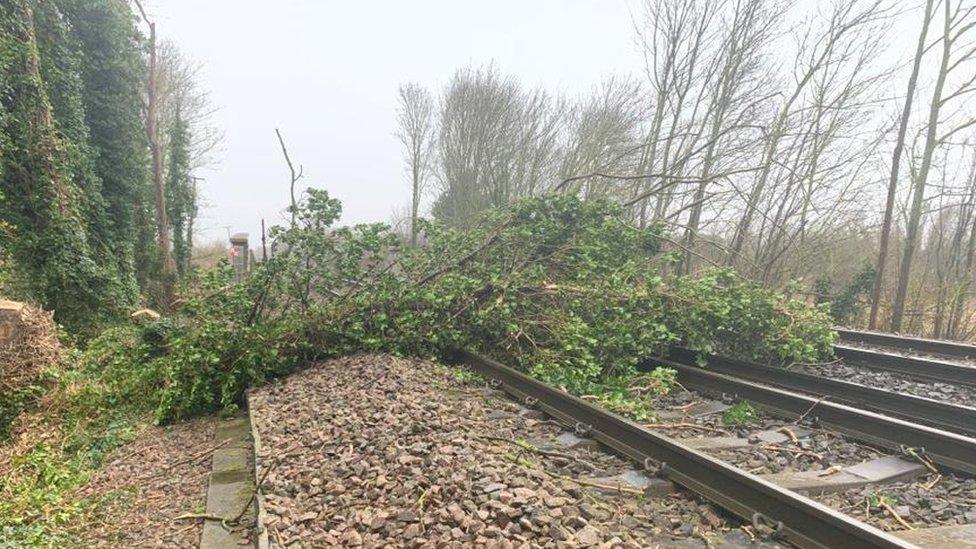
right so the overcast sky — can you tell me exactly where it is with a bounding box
[147,0,646,245]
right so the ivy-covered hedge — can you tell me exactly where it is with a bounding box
[85,191,835,422]
[1,0,150,333]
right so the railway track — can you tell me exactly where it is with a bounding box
[833,345,976,388]
[457,350,976,549]
[836,328,976,360]
[835,329,976,387]
[665,348,976,438]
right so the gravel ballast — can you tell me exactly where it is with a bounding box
[818,475,976,531]
[797,360,976,408]
[248,353,770,547]
[650,389,883,475]
[650,384,976,532]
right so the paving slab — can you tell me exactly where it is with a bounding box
[201,415,255,549]
[211,448,249,484]
[554,431,601,450]
[685,435,751,450]
[754,426,811,444]
[760,456,924,495]
[896,523,976,548]
[844,455,925,482]
[582,469,678,497]
[214,417,251,448]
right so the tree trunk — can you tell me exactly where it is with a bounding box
[868,0,933,329]
[890,0,952,332]
[411,159,420,247]
[144,21,175,304]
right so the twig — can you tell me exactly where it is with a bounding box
[480,435,599,471]
[793,395,828,424]
[166,439,231,471]
[275,128,302,225]
[673,401,701,412]
[903,446,939,474]
[818,465,844,477]
[549,472,644,496]
[175,458,278,531]
[643,422,726,434]
[170,523,197,538]
[778,427,799,444]
[174,513,226,522]
[499,443,642,497]
[762,444,823,460]
[229,459,277,524]
[922,474,942,490]
[173,513,233,532]
[879,500,915,530]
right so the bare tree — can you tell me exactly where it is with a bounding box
[275,128,302,226]
[679,0,786,274]
[868,0,936,329]
[395,0,976,340]
[154,41,222,276]
[751,3,890,284]
[727,0,887,267]
[558,77,644,201]
[891,0,976,331]
[632,0,722,227]
[433,64,564,226]
[157,41,223,172]
[396,83,436,246]
[132,0,175,303]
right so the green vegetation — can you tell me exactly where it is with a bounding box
[60,191,834,424]
[722,401,758,427]
[815,264,877,325]
[1,0,134,332]
[0,190,837,544]
[0,326,160,545]
[1,6,837,539]
[1,0,206,332]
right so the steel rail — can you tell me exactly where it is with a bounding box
[646,357,976,475]
[457,350,915,549]
[836,328,976,360]
[664,348,976,437]
[833,344,976,387]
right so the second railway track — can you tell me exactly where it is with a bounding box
[457,350,976,549]
[664,348,976,438]
[834,329,976,387]
[837,328,976,360]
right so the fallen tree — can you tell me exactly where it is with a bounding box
[143,191,835,421]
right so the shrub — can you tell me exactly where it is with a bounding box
[668,270,837,365]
